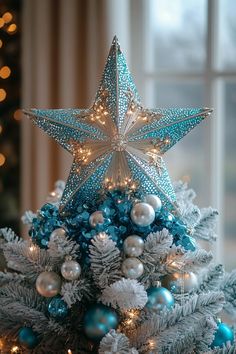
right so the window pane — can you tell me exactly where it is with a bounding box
[224,82,236,270]
[146,0,207,72]
[218,0,236,70]
[149,81,210,206]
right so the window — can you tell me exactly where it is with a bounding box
[132,0,236,270]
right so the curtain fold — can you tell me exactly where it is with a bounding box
[21,0,131,214]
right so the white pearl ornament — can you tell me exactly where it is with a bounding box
[131,202,155,227]
[61,260,81,281]
[123,235,144,257]
[36,271,62,298]
[50,228,66,241]
[121,257,144,279]
[89,211,105,228]
[144,194,162,213]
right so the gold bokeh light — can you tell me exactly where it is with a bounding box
[0,88,6,102]
[14,109,22,121]
[0,18,4,28]
[0,65,11,79]
[2,12,13,23]
[0,153,6,166]
[7,23,17,33]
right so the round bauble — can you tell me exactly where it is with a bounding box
[162,272,198,294]
[121,257,144,279]
[146,286,174,311]
[18,327,39,349]
[48,297,69,319]
[89,211,105,228]
[50,228,66,241]
[144,194,162,213]
[131,202,155,227]
[123,235,144,257]
[36,271,62,298]
[84,304,119,341]
[61,260,81,281]
[211,321,234,348]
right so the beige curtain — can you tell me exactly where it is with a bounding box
[21,0,131,213]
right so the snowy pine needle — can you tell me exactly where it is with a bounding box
[89,233,122,289]
[99,330,139,354]
[100,278,148,311]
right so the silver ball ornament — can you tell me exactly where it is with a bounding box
[121,257,144,279]
[144,194,162,213]
[61,260,81,281]
[162,272,198,294]
[123,235,144,257]
[50,228,66,241]
[89,211,105,228]
[130,202,155,227]
[36,271,62,298]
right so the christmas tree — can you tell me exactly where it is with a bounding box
[0,37,236,354]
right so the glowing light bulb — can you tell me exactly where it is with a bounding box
[11,346,20,353]
[148,338,157,350]
[68,350,72,354]
[97,232,107,240]
[0,18,4,28]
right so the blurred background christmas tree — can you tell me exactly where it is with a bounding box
[0,0,21,233]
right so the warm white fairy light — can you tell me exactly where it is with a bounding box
[11,346,20,353]
[0,338,4,350]
[148,338,157,350]
[97,232,107,241]
[29,244,37,252]
[67,350,72,354]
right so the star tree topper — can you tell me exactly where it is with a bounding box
[24,37,212,213]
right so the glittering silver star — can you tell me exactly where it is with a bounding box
[24,36,212,213]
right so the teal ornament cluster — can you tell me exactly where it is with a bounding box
[146,286,175,311]
[84,304,119,341]
[48,297,69,320]
[29,189,195,263]
[29,203,63,248]
[211,322,234,348]
[18,327,39,349]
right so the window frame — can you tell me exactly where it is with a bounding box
[131,0,236,264]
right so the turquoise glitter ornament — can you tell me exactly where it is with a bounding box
[48,297,69,319]
[18,327,39,349]
[146,286,174,312]
[24,36,212,213]
[211,321,234,348]
[84,303,119,341]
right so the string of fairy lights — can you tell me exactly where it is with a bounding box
[0,1,21,233]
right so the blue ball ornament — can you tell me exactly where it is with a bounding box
[18,327,39,349]
[211,321,234,348]
[84,304,119,341]
[48,296,69,319]
[146,287,175,312]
